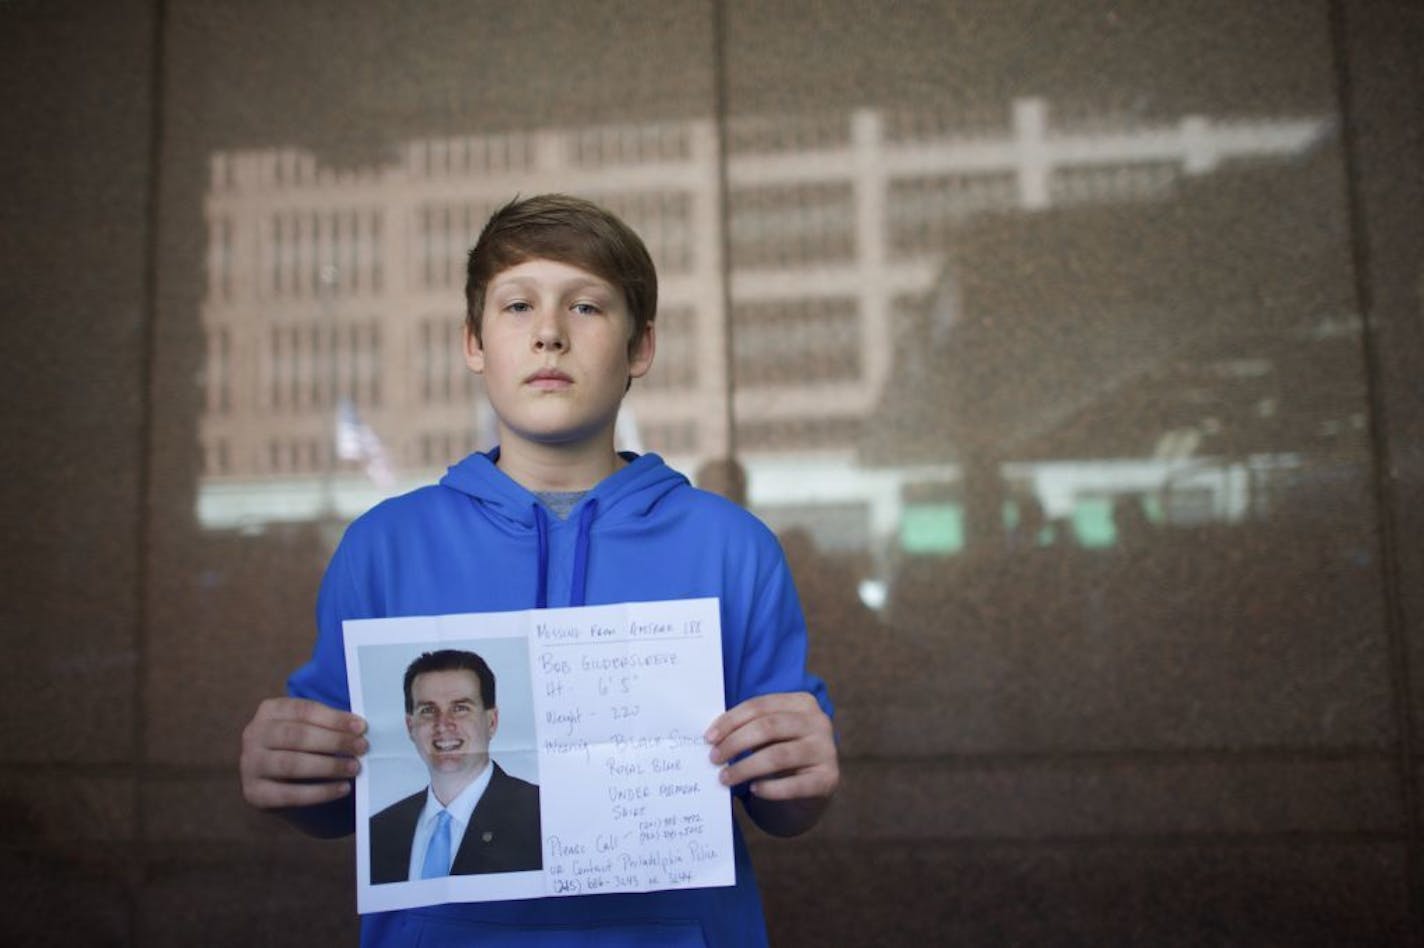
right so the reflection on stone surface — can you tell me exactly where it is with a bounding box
[193,98,1329,534]
[0,0,151,768]
[815,757,1401,840]
[141,853,357,946]
[7,0,1422,943]
[815,141,1389,759]
[145,521,330,766]
[752,839,1410,946]
[181,86,1392,942]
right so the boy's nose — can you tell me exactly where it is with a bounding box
[532,313,567,352]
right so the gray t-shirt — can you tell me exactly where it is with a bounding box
[534,490,588,521]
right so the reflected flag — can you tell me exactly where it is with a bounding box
[335,397,396,488]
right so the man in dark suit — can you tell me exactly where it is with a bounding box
[370,649,542,884]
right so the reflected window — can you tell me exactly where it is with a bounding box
[641,304,698,391]
[600,191,694,275]
[727,112,850,155]
[888,173,1017,254]
[733,297,861,387]
[729,183,855,268]
[417,201,497,291]
[571,122,691,167]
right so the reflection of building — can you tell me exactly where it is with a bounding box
[197,98,1328,529]
[867,140,1364,558]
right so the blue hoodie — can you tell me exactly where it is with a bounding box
[288,449,832,948]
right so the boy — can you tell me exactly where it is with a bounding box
[239,194,838,946]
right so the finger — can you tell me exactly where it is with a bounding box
[245,777,352,810]
[256,747,363,783]
[743,767,839,802]
[716,733,829,787]
[708,707,832,765]
[705,692,816,744]
[708,712,799,765]
[718,733,840,799]
[260,697,367,735]
[245,697,369,756]
[253,718,369,758]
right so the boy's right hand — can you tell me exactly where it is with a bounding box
[240,697,368,810]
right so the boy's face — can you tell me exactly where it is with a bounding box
[465,258,654,455]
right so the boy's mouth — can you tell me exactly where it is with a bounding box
[526,368,573,389]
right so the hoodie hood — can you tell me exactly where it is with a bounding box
[438,448,688,608]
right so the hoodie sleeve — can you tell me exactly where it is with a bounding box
[272,526,379,839]
[724,528,834,804]
[286,525,374,712]
[730,527,835,717]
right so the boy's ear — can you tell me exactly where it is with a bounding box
[463,324,485,374]
[628,323,655,380]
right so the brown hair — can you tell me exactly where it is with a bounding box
[464,194,657,353]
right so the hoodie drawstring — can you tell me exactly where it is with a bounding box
[569,498,597,608]
[534,504,550,609]
[532,498,598,609]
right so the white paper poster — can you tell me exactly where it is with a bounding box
[344,598,732,915]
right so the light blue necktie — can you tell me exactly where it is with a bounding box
[420,810,453,879]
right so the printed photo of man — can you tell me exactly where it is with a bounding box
[369,649,542,884]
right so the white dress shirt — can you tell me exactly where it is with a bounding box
[407,760,494,880]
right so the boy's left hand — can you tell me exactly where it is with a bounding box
[705,692,838,809]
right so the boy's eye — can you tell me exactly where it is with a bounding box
[572,302,601,316]
[506,301,532,313]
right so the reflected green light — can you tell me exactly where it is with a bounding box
[900,503,965,554]
[1071,497,1116,549]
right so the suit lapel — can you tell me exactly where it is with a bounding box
[373,790,426,884]
[452,763,508,873]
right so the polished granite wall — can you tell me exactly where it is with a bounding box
[2,1,1421,944]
